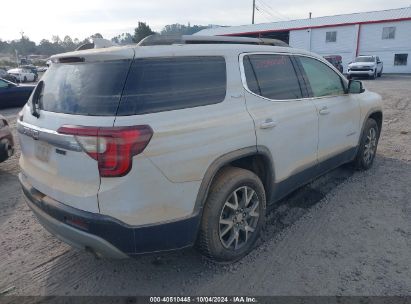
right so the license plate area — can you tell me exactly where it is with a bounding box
[35,141,52,163]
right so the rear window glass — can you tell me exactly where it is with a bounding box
[39,60,131,116]
[117,56,226,115]
[243,54,303,100]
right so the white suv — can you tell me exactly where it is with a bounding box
[18,36,383,262]
[347,55,383,80]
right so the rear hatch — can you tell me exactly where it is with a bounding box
[18,47,135,212]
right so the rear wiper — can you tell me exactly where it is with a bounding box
[31,80,44,118]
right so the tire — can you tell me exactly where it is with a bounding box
[23,76,27,83]
[0,138,13,163]
[347,75,352,80]
[378,69,383,77]
[371,71,377,80]
[353,119,380,170]
[196,167,266,262]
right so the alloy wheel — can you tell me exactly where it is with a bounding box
[363,127,377,165]
[219,186,260,250]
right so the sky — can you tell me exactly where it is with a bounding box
[1,0,410,43]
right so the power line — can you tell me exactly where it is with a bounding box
[255,4,284,22]
[258,0,290,19]
[256,0,291,21]
[255,6,276,23]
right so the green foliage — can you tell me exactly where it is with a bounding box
[132,22,156,43]
[111,33,133,45]
[161,23,208,36]
[0,60,18,68]
[90,33,103,39]
[0,22,211,57]
[0,35,93,57]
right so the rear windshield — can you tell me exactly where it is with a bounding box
[39,60,131,116]
[117,56,227,115]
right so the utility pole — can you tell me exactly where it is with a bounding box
[252,0,256,24]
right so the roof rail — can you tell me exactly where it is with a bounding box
[137,34,289,47]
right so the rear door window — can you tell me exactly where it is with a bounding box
[118,56,227,115]
[243,54,303,100]
[38,60,131,116]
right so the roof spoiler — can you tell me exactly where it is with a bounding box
[75,38,118,51]
[137,34,289,47]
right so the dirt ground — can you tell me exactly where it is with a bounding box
[0,75,410,296]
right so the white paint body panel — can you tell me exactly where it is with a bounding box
[18,43,383,227]
[98,155,201,226]
[244,96,319,181]
[18,106,116,213]
[312,95,361,160]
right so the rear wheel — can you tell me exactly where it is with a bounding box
[0,138,13,162]
[353,119,379,170]
[23,76,27,83]
[196,167,266,262]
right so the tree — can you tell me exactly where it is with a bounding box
[111,33,133,45]
[161,23,208,36]
[90,33,103,39]
[62,35,75,50]
[51,35,61,44]
[0,39,11,53]
[37,39,55,55]
[9,35,36,56]
[132,22,155,43]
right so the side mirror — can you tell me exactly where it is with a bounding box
[348,80,365,94]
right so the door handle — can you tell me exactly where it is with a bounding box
[260,119,277,129]
[319,106,330,115]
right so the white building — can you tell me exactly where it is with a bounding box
[197,7,411,73]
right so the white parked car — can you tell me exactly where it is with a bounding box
[36,66,48,72]
[17,36,383,261]
[347,55,383,79]
[7,68,36,83]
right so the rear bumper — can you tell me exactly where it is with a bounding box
[20,173,200,258]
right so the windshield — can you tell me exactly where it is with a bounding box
[355,56,374,63]
[37,60,131,116]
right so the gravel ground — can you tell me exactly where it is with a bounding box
[0,75,410,296]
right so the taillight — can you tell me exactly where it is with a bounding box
[57,125,153,177]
